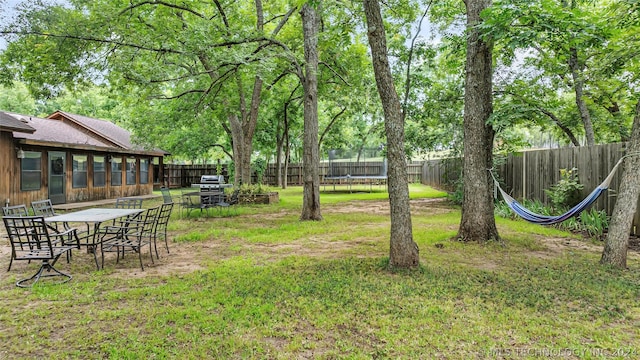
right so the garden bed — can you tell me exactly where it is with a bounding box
[237,192,279,205]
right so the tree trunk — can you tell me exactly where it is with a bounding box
[283,130,290,189]
[363,0,419,268]
[568,47,595,146]
[457,0,500,243]
[275,107,285,188]
[600,98,640,268]
[228,113,249,185]
[227,75,262,186]
[300,3,322,221]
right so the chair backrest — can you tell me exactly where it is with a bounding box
[2,216,56,258]
[156,202,173,229]
[141,206,161,233]
[115,198,144,209]
[31,199,57,217]
[160,187,173,204]
[2,204,29,217]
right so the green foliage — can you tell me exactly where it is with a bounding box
[227,162,236,184]
[251,158,267,185]
[544,168,584,209]
[237,183,271,195]
[447,177,464,205]
[563,209,609,240]
[0,82,37,114]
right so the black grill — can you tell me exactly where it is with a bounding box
[200,175,225,184]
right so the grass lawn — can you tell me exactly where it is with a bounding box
[0,184,638,359]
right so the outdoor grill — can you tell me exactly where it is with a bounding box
[191,175,232,205]
[196,175,226,189]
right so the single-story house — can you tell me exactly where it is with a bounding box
[0,110,168,206]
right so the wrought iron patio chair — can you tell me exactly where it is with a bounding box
[152,202,173,259]
[31,199,86,261]
[2,215,79,287]
[2,204,29,217]
[115,197,144,209]
[111,197,144,223]
[2,205,33,244]
[160,187,173,204]
[100,206,159,271]
[31,199,76,234]
[97,197,146,246]
[179,190,198,218]
[216,189,240,216]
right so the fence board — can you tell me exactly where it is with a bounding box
[421,143,639,236]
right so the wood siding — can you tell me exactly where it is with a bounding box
[2,143,159,207]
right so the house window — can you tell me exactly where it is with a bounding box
[126,158,137,185]
[111,157,122,186]
[93,156,106,187]
[20,151,42,191]
[72,155,88,188]
[140,158,149,184]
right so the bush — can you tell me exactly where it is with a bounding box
[578,209,609,240]
[235,183,271,195]
[544,168,584,209]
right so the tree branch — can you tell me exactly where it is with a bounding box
[319,106,347,147]
[0,30,184,54]
[147,89,206,100]
[319,61,350,86]
[118,1,207,19]
[403,1,433,117]
[207,143,233,159]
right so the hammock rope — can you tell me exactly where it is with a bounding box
[490,152,640,225]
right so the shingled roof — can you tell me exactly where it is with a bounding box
[5,110,166,155]
[0,112,36,134]
[48,110,133,149]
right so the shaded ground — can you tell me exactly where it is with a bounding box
[0,198,637,281]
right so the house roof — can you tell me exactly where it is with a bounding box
[48,110,132,149]
[0,112,36,134]
[49,111,168,155]
[5,110,166,156]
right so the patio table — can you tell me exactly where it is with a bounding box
[44,208,145,269]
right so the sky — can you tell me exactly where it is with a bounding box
[0,0,24,49]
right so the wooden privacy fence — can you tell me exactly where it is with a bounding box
[165,161,423,188]
[421,143,640,235]
[165,164,228,188]
[262,161,423,186]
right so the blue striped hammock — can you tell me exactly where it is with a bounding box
[493,156,628,225]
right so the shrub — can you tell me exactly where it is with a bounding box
[544,167,584,209]
[578,209,609,240]
[236,183,271,195]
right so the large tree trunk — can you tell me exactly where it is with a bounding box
[229,113,249,185]
[363,0,419,268]
[600,98,640,268]
[300,3,322,221]
[228,75,263,186]
[568,47,596,146]
[457,0,499,243]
